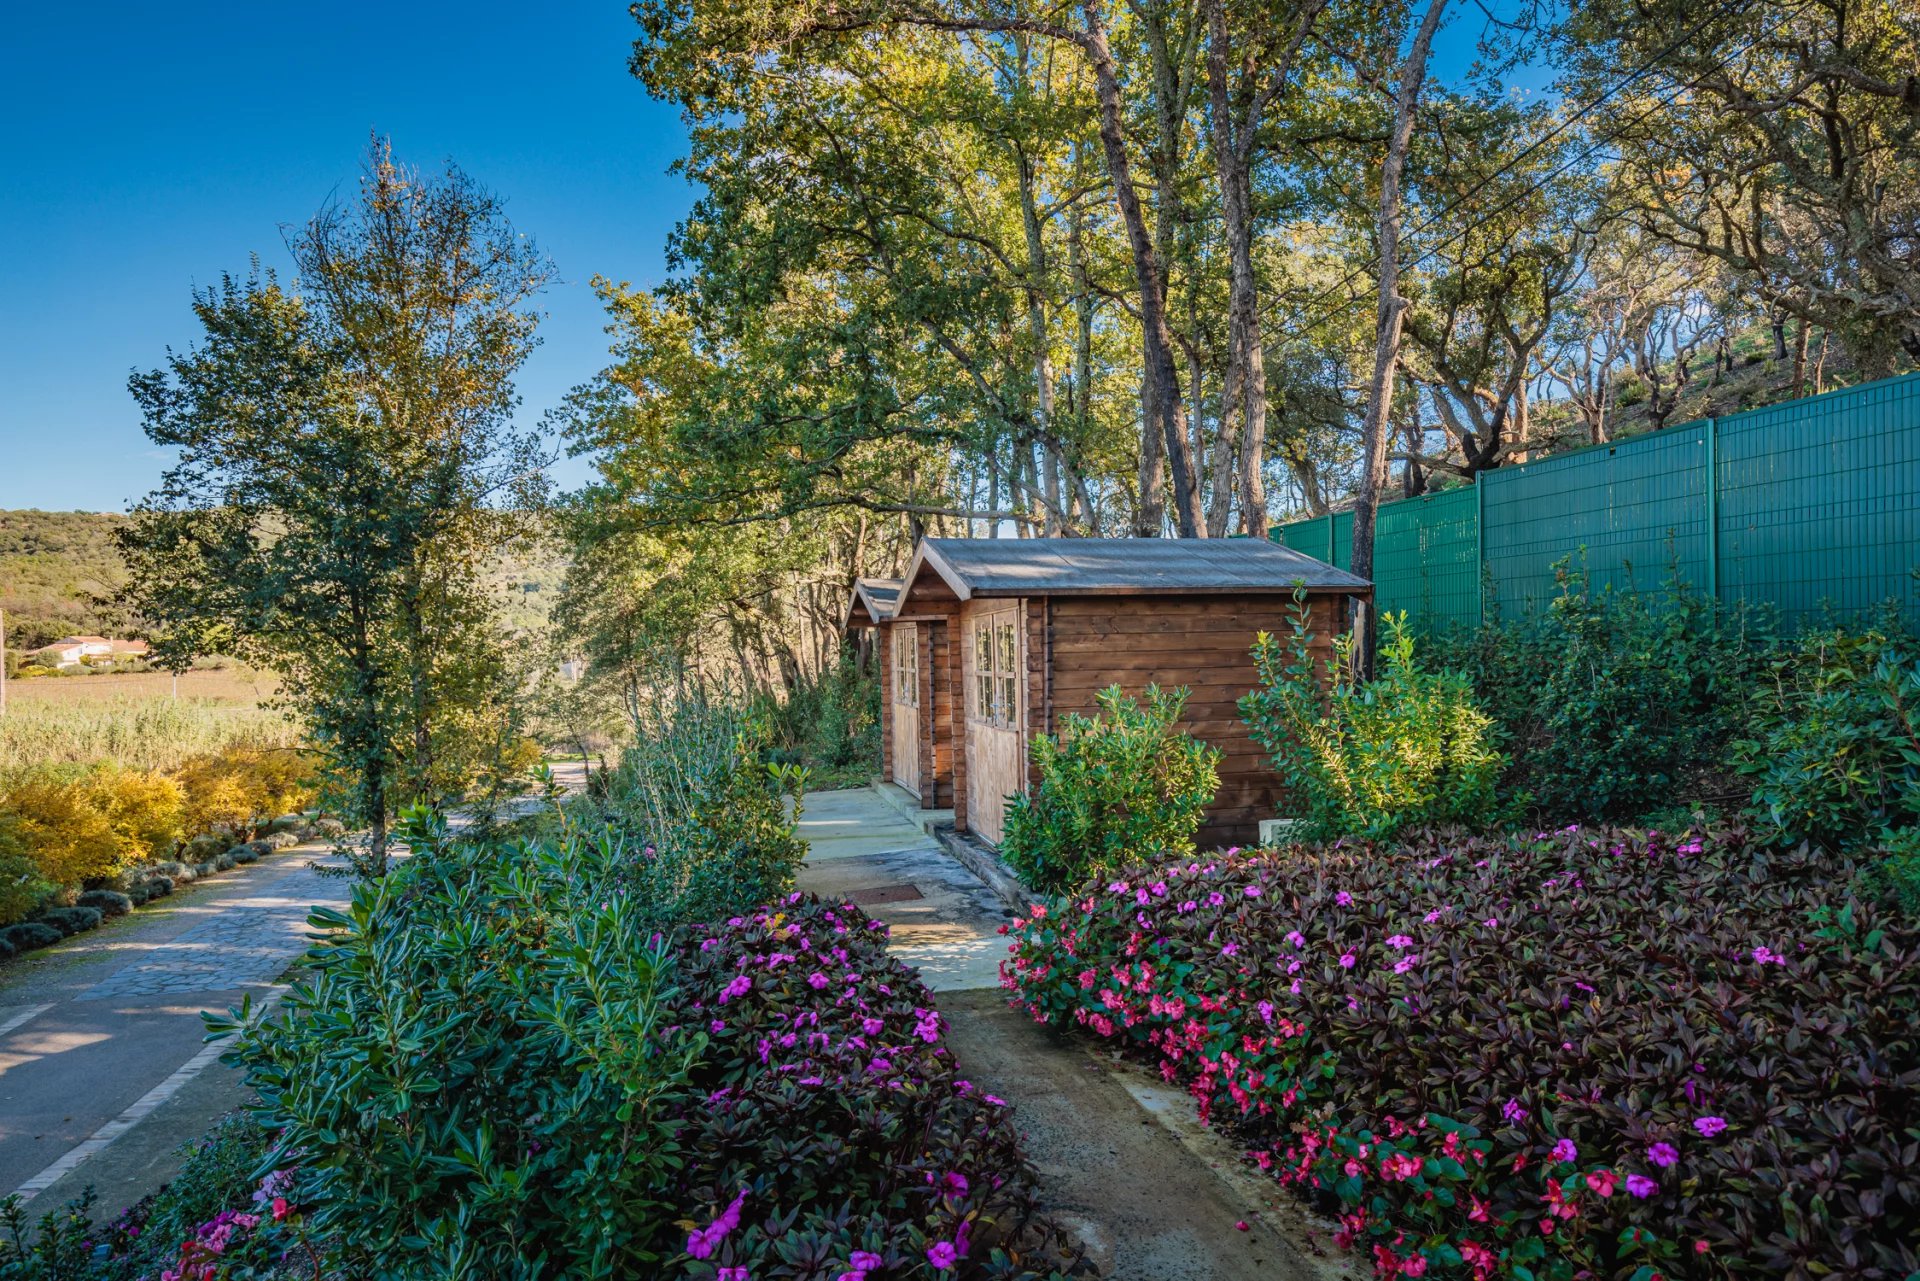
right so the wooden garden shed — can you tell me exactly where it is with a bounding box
[848,537,1371,850]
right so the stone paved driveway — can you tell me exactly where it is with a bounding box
[0,845,357,1200]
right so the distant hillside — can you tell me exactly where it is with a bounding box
[0,510,130,649]
[0,508,566,655]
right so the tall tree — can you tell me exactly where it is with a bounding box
[1350,0,1450,652]
[120,144,551,873]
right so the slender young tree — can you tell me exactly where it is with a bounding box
[120,142,552,874]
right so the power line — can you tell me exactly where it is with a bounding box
[1269,0,1784,336]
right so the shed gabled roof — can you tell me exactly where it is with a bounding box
[843,577,904,629]
[898,537,1369,607]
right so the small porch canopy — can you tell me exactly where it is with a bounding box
[844,577,903,629]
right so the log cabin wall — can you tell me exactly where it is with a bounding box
[1038,592,1348,850]
[915,619,955,809]
[877,619,895,786]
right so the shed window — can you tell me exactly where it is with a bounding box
[971,615,1018,727]
[893,628,918,705]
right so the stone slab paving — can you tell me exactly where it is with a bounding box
[73,857,350,1001]
[0,845,355,1197]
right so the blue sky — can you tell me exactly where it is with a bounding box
[0,3,690,511]
[0,4,1522,513]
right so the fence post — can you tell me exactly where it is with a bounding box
[1474,475,1487,624]
[1703,417,1719,602]
[1324,510,1335,565]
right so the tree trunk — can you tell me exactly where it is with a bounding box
[1083,0,1204,537]
[1351,0,1449,668]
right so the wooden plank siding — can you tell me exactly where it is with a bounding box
[1041,593,1346,849]
[877,620,895,786]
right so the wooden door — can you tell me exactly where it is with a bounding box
[965,604,1024,844]
[890,623,921,797]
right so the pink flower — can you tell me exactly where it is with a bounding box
[1646,1141,1679,1168]
[1386,934,1413,949]
[686,1188,747,1260]
[1285,930,1305,948]
[1393,954,1419,975]
[719,1269,750,1281]
[1625,1173,1658,1198]
[1339,952,1356,969]
[1501,1097,1528,1126]
[926,1239,959,1270]
[1244,885,1263,898]
[1550,1138,1578,1164]
[1335,891,1353,906]
[269,1197,290,1222]
[1693,1115,1727,1138]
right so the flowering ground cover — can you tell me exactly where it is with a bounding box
[1002,824,1920,1280]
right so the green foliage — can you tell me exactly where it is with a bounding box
[1734,620,1920,847]
[1443,564,1761,821]
[37,906,101,937]
[1002,685,1221,893]
[214,811,694,1277]
[0,818,51,929]
[120,142,552,872]
[1241,602,1505,840]
[0,510,129,650]
[757,646,881,789]
[598,696,809,928]
[1867,827,1920,917]
[77,889,132,917]
[0,922,60,954]
[0,1188,102,1280]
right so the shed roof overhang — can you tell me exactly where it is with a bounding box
[843,577,904,630]
[893,537,1371,614]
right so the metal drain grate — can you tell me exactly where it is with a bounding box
[847,883,924,906]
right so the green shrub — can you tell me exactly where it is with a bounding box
[599,697,808,928]
[1002,684,1221,893]
[757,647,881,788]
[1241,603,1505,839]
[77,889,133,918]
[0,817,51,928]
[1,921,61,953]
[214,811,696,1277]
[143,875,174,898]
[1865,827,1920,916]
[1439,564,1763,821]
[1733,621,1919,847]
[38,906,102,936]
[0,937,13,962]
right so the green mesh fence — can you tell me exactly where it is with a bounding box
[1272,371,1920,630]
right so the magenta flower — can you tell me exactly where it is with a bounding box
[1393,954,1419,975]
[1625,1173,1658,1198]
[686,1188,747,1259]
[1335,891,1353,906]
[1286,930,1305,948]
[1386,934,1413,949]
[1244,885,1263,898]
[719,1269,750,1281]
[1501,1097,1528,1125]
[1339,951,1356,969]
[1647,1141,1679,1168]
[926,1239,959,1269]
[1550,1138,1578,1163]
[1693,1115,1727,1138]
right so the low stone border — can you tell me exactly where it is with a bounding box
[932,822,1041,915]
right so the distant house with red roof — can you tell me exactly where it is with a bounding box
[26,636,149,669]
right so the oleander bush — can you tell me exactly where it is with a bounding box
[1002,684,1221,893]
[596,696,809,928]
[211,813,1080,1279]
[1241,606,1505,840]
[1002,824,1920,1280]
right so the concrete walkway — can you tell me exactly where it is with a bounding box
[0,764,585,1216]
[0,844,352,1211]
[795,787,1349,1281]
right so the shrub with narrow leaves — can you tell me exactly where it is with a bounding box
[1002,684,1220,893]
[1241,604,1505,839]
[1002,825,1920,1280]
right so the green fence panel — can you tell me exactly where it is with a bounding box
[1715,373,1920,627]
[1373,487,1480,626]
[1269,369,1920,633]
[1482,422,1712,617]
